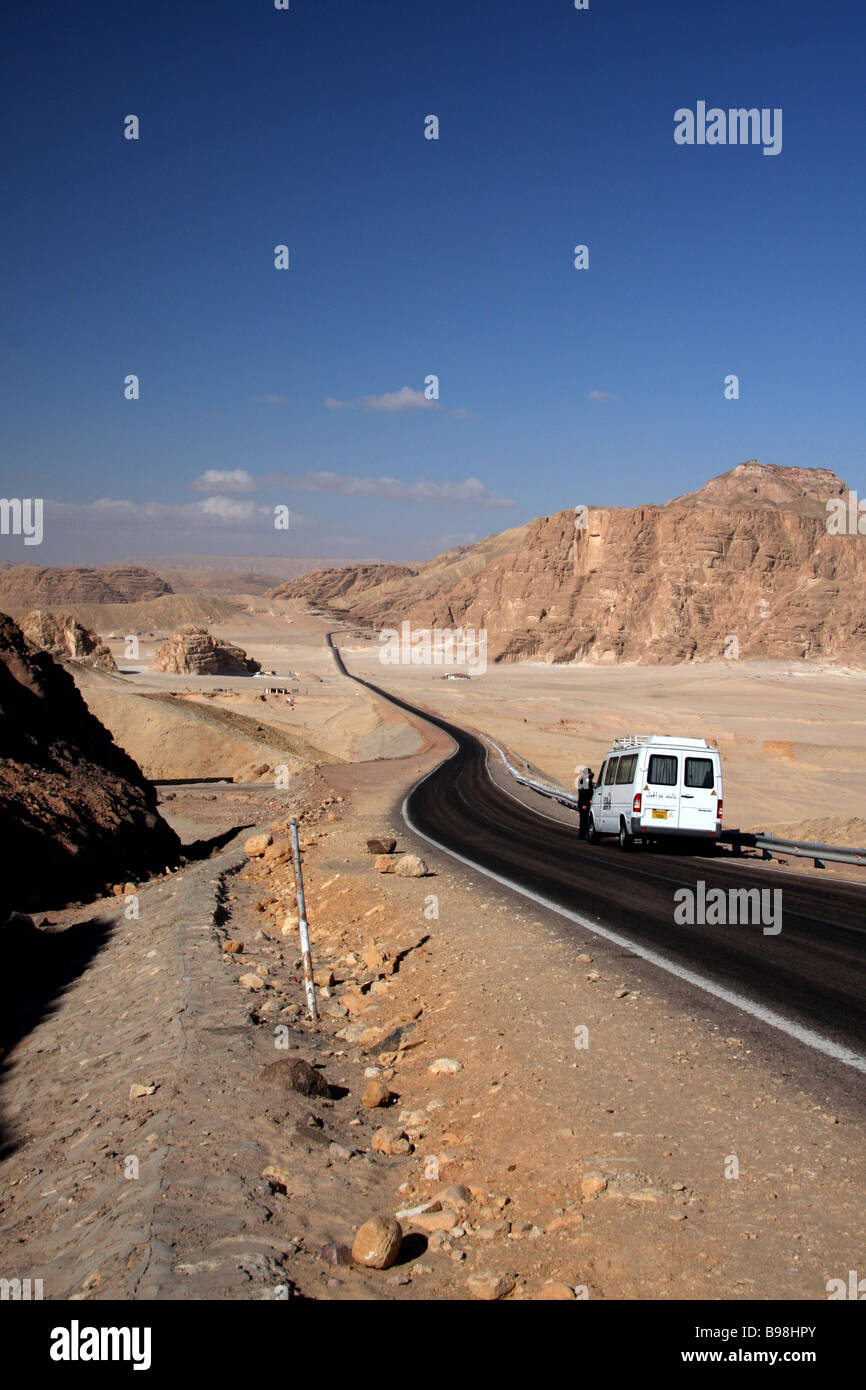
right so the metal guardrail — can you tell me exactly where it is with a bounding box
[482,736,866,870]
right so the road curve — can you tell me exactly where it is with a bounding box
[327,634,866,1072]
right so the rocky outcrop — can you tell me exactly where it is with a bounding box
[19,610,117,671]
[274,462,866,665]
[0,565,172,607]
[151,625,260,675]
[0,613,180,916]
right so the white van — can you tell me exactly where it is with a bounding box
[587,735,723,850]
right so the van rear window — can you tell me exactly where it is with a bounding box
[615,753,638,784]
[647,754,678,786]
[685,757,715,789]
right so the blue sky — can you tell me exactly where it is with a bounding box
[1,0,864,564]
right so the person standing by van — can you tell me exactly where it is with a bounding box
[577,767,594,840]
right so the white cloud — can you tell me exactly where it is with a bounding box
[587,389,618,402]
[267,471,514,508]
[251,394,286,405]
[198,495,259,522]
[358,386,434,412]
[192,469,257,494]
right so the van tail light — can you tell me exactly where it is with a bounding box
[717,798,723,821]
[633,793,642,814]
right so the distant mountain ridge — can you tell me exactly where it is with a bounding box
[275,462,866,665]
[0,565,172,607]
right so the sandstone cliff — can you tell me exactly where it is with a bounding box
[151,625,261,675]
[19,610,117,671]
[0,614,180,916]
[0,565,172,608]
[275,463,866,664]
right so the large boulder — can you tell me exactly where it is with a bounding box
[151,625,260,675]
[0,613,180,916]
[19,610,117,671]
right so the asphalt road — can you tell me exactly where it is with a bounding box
[329,634,866,1072]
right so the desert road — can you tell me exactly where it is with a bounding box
[327,633,866,1074]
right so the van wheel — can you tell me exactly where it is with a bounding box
[618,819,634,851]
[587,815,599,845]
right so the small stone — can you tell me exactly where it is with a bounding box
[375,855,396,874]
[394,854,429,878]
[260,1058,331,1098]
[362,1080,392,1110]
[221,939,243,953]
[614,987,629,998]
[467,1271,515,1301]
[429,1058,462,1076]
[329,1142,354,1162]
[371,1127,412,1156]
[439,1183,472,1210]
[313,968,335,988]
[367,837,397,855]
[410,1210,455,1233]
[238,972,266,990]
[244,833,273,857]
[320,1242,352,1266]
[352,1216,403,1269]
[533,1282,575,1301]
[128,1083,156,1100]
[262,1164,293,1194]
[580,1172,607,1198]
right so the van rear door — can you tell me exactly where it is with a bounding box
[679,752,720,833]
[644,749,680,828]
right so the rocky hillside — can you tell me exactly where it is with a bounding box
[151,625,261,675]
[276,462,866,664]
[19,610,117,671]
[0,564,172,609]
[0,614,180,916]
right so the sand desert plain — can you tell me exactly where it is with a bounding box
[2,569,866,1304]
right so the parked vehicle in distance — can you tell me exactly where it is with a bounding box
[587,735,723,850]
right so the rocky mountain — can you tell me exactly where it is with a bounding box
[151,625,261,675]
[0,565,172,609]
[0,614,180,916]
[275,462,866,664]
[19,610,117,671]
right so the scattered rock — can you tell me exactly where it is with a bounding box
[580,1171,608,1198]
[371,1128,412,1156]
[375,855,395,874]
[128,1083,156,1100]
[238,972,266,990]
[366,837,397,855]
[262,1164,293,1194]
[321,1243,353,1267]
[362,1080,392,1109]
[394,854,429,878]
[260,1058,331,1098]
[244,833,273,858]
[352,1216,403,1269]
[221,939,243,953]
[533,1282,575,1301]
[429,1058,462,1075]
[439,1183,473,1211]
[328,1142,354,1162]
[467,1271,515,1301]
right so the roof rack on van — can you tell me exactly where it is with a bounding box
[612,735,646,749]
